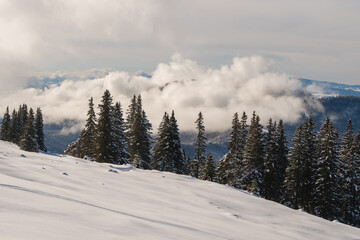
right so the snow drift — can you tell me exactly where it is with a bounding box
[0,140,358,240]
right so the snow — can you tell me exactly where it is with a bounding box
[0,141,359,240]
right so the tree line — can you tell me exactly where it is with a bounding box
[9,89,355,228]
[216,113,360,228]
[0,104,46,152]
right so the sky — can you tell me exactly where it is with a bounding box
[1,0,359,85]
[0,0,358,131]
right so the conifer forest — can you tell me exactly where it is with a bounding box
[1,89,359,229]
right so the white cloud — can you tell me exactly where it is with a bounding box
[0,55,323,133]
[1,0,360,85]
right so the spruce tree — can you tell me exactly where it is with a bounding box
[35,108,46,152]
[128,95,152,169]
[200,154,216,181]
[191,112,206,178]
[169,111,185,174]
[152,112,171,171]
[340,120,354,161]
[242,112,264,194]
[182,149,190,175]
[282,124,304,209]
[216,112,247,187]
[8,109,20,143]
[139,111,153,169]
[64,139,82,157]
[339,119,354,219]
[239,112,249,152]
[313,117,342,221]
[65,97,97,159]
[126,95,137,131]
[94,90,117,163]
[339,119,354,218]
[185,153,191,175]
[347,132,360,227]
[111,102,129,164]
[18,104,28,138]
[125,95,137,160]
[19,108,38,152]
[227,112,244,186]
[79,97,97,158]
[0,107,11,141]
[341,124,359,226]
[283,117,317,211]
[301,116,317,212]
[216,153,233,184]
[152,111,183,173]
[262,119,278,200]
[275,119,288,202]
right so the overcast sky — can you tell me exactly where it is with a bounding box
[0,0,359,131]
[1,0,359,86]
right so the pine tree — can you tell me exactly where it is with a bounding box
[313,117,342,221]
[242,112,264,194]
[200,154,216,181]
[340,120,354,161]
[78,97,97,158]
[139,111,152,169]
[169,111,185,174]
[181,149,190,175]
[184,152,191,175]
[191,112,206,178]
[126,95,137,131]
[35,108,46,152]
[239,112,249,153]
[0,107,11,141]
[301,116,317,212]
[216,112,247,187]
[283,117,317,211]
[152,112,171,171]
[341,122,359,226]
[282,124,304,209]
[111,102,129,164]
[8,109,20,143]
[64,97,97,159]
[64,139,82,157]
[94,90,117,163]
[128,95,152,169]
[125,95,137,161]
[347,132,360,227]
[339,119,354,221]
[19,108,38,152]
[18,104,28,138]
[275,119,288,202]
[262,119,278,200]
[152,111,183,173]
[216,153,233,184]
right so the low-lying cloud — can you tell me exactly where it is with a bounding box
[0,54,323,133]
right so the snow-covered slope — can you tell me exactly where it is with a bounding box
[0,141,359,240]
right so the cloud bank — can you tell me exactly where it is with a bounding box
[0,55,323,133]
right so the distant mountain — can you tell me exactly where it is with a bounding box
[26,70,150,89]
[44,121,81,154]
[299,78,360,97]
[26,69,113,89]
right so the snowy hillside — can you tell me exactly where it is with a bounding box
[0,141,359,240]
